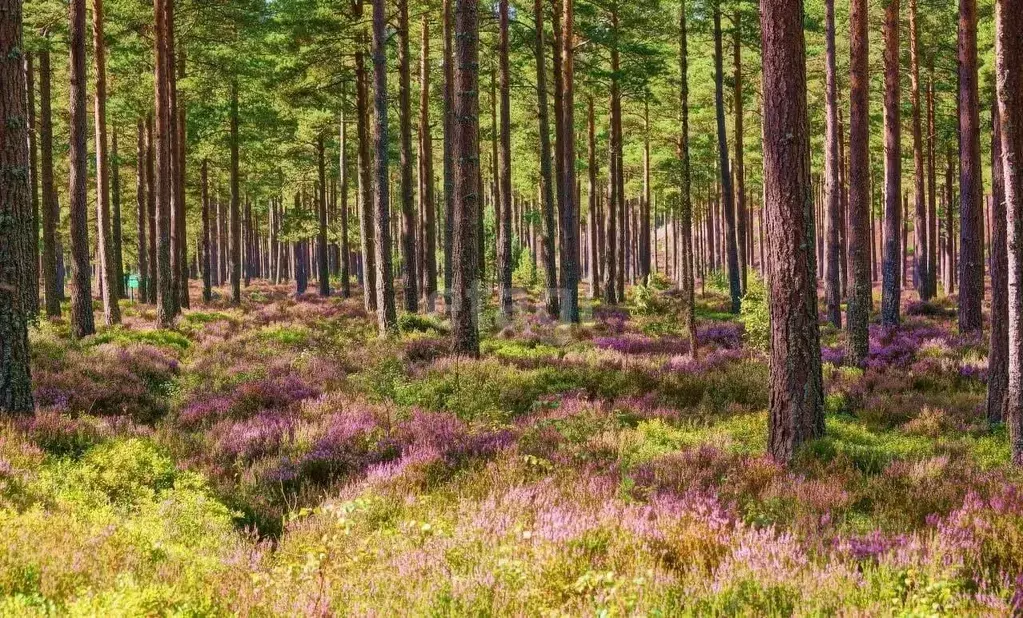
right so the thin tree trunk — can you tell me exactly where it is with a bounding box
[356,48,377,312]
[39,48,61,317]
[823,0,841,327]
[229,78,241,305]
[909,0,930,301]
[733,10,747,294]
[92,0,120,325]
[761,0,824,462]
[588,97,600,299]
[534,0,560,315]
[679,0,698,358]
[713,4,740,313]
[136,120,149,301]
[201,159,212,302]
[419,18,437,312]
[146,115,157,304]
[340,115,351,298]
[559,0,578,322]
[398,0,417,313]
[442,0,455,315]
[990,99,1008,424]
[69,0,96,337]
[497,0,513,318]
[880,0,901,327]
[317,134,330,296]
[846,0,871,365]
[23,51,39,316]
[372,0,397,334]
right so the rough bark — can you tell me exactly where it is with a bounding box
[957,0,984,336]
[69,0,96,337]
[823,0,842,327]
[880,0,901,327]
[442,0,455,314]
[760,0,824,462]
[451,0,481,356]
[846,0,871,364]
[997,0,1023,463]
[679,0,697,358]
[0,0,35,413]
[713,5,741,314]
[372,0,397,334]
[39,48,60,317]
[497,0,513,319]
[559,0,578,323]
[990,99,1008,425]
[398,0,417,313]
[733,10,747,293]
[92,0,120,325]
[587,97,600,299]
[356,48,377,312]
[23,51,39,316]
[419,18,437,312]
[909,0,930,301]
[534,0,560,315]
[111,129,124,299]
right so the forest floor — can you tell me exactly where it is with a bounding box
[3,275,1021,616]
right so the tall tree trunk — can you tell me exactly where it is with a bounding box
[23,51,39,316]
[957,0,984,336]
[880,0,901,327]
[823,0,841,327]
[497,0,513,319]
[39,48,61,317]
[640,101,652,284]
[846,0,871,364]
[229,78,241,305]
[69,0,96,337]
[559,0,578,322]
[534,0,560,315]
[175,40,188,309]
[340,114,352,298]
[945,152,956,294]
[146,116,157,303]
[356,48,377,312]
[713,4,741,314]
[419,18,437,312]
[317,133,330,296]
[136,120,149,301]
[909,0,930,301]
[606,2,622,304]
[733,10,747,294]
[201,159,212,302]
[153,0,175,323]
[587,97,600,299]
[92,0,120,325]
[111,129,124,299]
[372,0,397,334]
[989,99,1008,424]
[442,0,455,315]
[679,0,698,358]
[927,68,938,297]
[397,0,417,313]
[451,0,481,356]
[0,0,35,412]
[761,0,824,462]
[997,0,1023,463]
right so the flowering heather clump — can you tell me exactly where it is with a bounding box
[821,345,846,366]
[592,305,630,334]
[664,348,744,373]
[593,334,690,356]
[697,322,744,350]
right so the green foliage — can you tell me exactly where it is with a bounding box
[740,273,770,352]
[88,328,191,352]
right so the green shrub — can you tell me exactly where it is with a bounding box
[740,274,770,352]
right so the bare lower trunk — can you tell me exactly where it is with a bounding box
[957,0,984,336]
[846,0,871,364]
[69,0,96,337]
[761,0,823,462]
